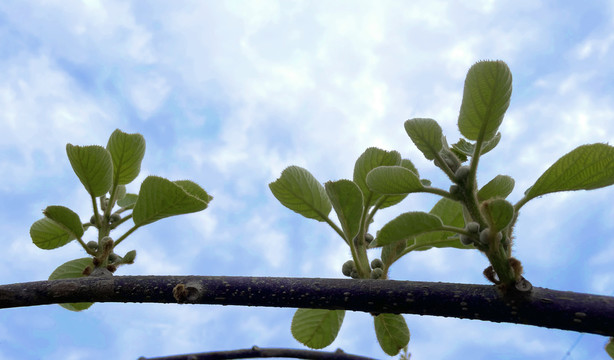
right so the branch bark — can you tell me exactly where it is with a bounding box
[138,346,378,360]
[1,275,612,336]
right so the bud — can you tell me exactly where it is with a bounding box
[342,260,355,277]
[123,250,137,264]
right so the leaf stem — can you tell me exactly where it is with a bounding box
[113,225,140,248]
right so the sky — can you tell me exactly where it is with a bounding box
[1,1,614,359]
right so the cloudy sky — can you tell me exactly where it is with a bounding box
[1,1,614,359]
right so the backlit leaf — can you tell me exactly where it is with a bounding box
[410,198,471,251]
[372,212,444,247]
[66,144,113,197]
[30,217,75,250]
[269,166,331,221]
[42,205,84,238]
[458,61,512,142]
[374,313,410,356]
[291,309,345,349]
[353,147,402,207]
[106,129,146,186]
[524,143,614,202]
[325,180,363,240]
[482,199,514,232]
[366,166,423,195]
[133,176,211,226]
[452,132,501,159]
[49,258,95,311]
[478,175,515,201]
[404,118,443,160]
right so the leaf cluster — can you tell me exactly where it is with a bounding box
[30,129,211,311]
[270,60,614,356]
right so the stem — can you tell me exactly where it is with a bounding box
[91,195,101,227]
[113,225,140,248]
[421,186,456,200]
[433,152,456,181]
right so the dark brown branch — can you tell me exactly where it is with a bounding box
[1,276,613,336]
[137,346,378,360]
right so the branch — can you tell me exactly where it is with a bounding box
[138,346,378,360]
[0,276,612,336]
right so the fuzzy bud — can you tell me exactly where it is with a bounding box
[370,258,384,269]
[342,260,356,277]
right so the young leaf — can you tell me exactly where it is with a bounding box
[269,166,332,221]
[401,158,419,178]
[66,144,113,197]
[49,258,95,311]
[353,147,402,207]
[478,175,515,201]
[404,118,443,160]
[452,133,501,159]
[325,180,363,240]
[291,309,345,349]
[372,212,445,247]
[374,313,410,356]
[117,193,138,209]
[458,61,512,143]
[106,129,146,186]
[133,176,211,226]
[409,198,471,251]
[524,143,614,202]
[42,205,84,238]
[366,166,423,195]
[482,199,514,232]
[30,217,75,249]
[381,240,408,267]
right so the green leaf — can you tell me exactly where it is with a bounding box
[133,176,211,226]
[30,217,75,249]
[116,185,127,201]
[106,129,146,186]
[458,61,512,142]
[291,309,345,349]
[353,147,402,207]
[325,180,363,240]
[410,198,471,251]
[117,193,138,209]
[66,144,113,197]
[174,180,213,203]
[49,258,95,311]
[404,118,443,160]
[374,313,410,356]
[42,205,84,238]
[606,337,614,358]
[478,175,515,201]
[381,240,408,268]
[269,166,332,221]
[401,158,419,178]
[452,132,501,159]
[524,143,614,202]
[482,199,514,232]
[372,212,445,247]
[366,166,423,195]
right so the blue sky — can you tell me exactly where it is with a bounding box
[1,1,614,359]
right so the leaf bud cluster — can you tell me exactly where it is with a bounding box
[370,268,384,279]
[460,222,480,245]
[454,166,471,183]
[370,258,384,269]
[342,260,356,277]
[478,228,502,246]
